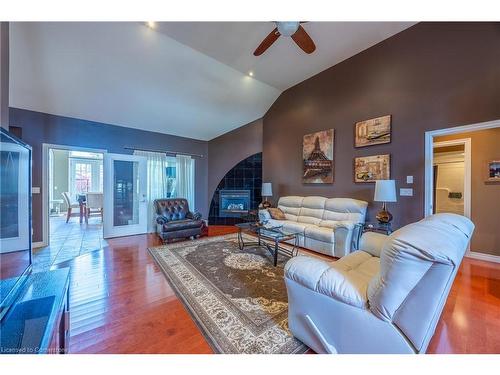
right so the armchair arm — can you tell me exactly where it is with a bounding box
[186,211,202,220]
[258,209,271,223]
[285,256,368,309]
[359,232,388,257]
[321,220,357,257]
[156,215,170,225]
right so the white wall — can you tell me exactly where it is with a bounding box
[0,22,9,129]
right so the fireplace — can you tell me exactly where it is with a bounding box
[219,190,250,217]
[208,153,262,225]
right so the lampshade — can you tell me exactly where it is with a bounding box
[262,182,273,197]
[374,180,397,202]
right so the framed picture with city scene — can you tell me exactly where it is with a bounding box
[302,129,334,184]
[354,115,391,148]
[354,154,391,183]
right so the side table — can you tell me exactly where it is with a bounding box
[364,222,393,235]
[353,222,394,250]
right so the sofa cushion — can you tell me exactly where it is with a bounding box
[282,221,315,235]
[277,196,304,221]
[322,198,368,223]
[162,219,204,232]
[297,196,326,225]
[305,226,335,243]
[285,255,332,291]
[285,252,380,309]
[333,251,380,280]
[268,207,286,220]
[316,252,380,308]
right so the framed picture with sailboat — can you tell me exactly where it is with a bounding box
[354,115,391,148]
[302,129,334,184]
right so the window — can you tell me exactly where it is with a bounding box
[68,151,104,199]
[74,162,92,193]
[165,157,176,197]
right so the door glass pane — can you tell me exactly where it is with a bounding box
[0,150,20,239]
[113,160,139,227]
[166,156,177,198]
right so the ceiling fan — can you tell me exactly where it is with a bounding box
[253,21,316,56]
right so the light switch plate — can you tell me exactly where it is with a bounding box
[400,188,413,197]
[32,187,40,194]
[406,176,414,184]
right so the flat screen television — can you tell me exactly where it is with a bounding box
[0,127,32,321]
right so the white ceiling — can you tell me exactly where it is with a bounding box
[155,22,416,90]
[9,22,415,140]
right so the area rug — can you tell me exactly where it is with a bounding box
[148,233,308,354]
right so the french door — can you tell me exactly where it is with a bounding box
[103,153,148,239]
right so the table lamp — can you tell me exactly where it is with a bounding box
[261,182,273,209]
[374,180,397,224]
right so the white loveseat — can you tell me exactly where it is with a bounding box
[284,213,474,353]
[260,196,368,257]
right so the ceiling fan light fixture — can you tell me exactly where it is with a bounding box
[276,22,300,37]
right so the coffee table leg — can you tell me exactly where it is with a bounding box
[237,229,244,250]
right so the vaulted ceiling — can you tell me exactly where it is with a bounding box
[9,22,415,140]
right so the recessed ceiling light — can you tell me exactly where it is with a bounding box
[248,71,254,77]
[146,21,156,29]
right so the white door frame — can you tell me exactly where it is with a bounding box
[40,143,107,248]
[432,138,471,219]
[424,118,500,263]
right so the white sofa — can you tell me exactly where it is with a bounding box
[260,196,368,257]
[284,213,474,354]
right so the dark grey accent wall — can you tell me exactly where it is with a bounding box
[9,108,208,242]
[207,118,263,206]
[263,22,500,237]
[208,152,262,225]
[0,22,9,129]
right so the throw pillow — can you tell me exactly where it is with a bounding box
[268,207,286,220]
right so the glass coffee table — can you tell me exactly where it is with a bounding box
[235,222,301,266]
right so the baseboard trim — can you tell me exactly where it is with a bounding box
[465,251,500,264]
[32,241,46,249]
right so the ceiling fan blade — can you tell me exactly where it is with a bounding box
[291,25,316,54]
[253,28,280,56]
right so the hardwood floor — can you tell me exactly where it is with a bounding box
[51,226,500,354]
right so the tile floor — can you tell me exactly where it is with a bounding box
[33,215,108,271]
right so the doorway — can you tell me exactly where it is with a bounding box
[425,119,500,262]
[39,146,150,268]
[432,139,470,217]
[40,144,107,268]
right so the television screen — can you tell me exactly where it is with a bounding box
[0,127,32,320]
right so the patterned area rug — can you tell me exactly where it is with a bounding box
[148,233,308,354]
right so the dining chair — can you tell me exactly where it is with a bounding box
[61,192,80,223]
[85,192,104,223]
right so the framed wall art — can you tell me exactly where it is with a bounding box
[354,154,391,183]
[486,160,500,182]
[303,129,334,184]
[355,115,391,148]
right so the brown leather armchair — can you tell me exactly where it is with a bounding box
[154,198,204,242]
